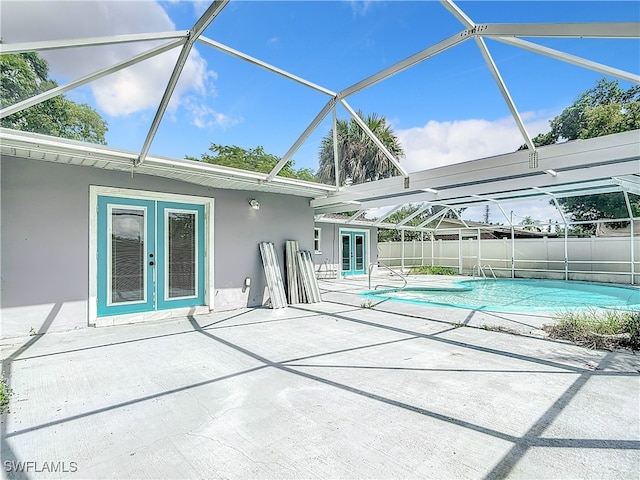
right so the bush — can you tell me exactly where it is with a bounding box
[544,309,640,351]
[408,265,456,276]
[0,378,12,413]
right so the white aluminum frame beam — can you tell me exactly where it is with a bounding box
[373,205,403,226]
[448,207,470,229]
[266,98,336,182]
[337,29,473,100]
[198,36,336,96]
[613,177,640,196]
[346,210,366,223]
[416,208,450,229]
[494,203,513,226]
[475,22,640,39]
[341,100,409,180]
[137,0,229,166]
[0,39,184,119]
[311,131,640,209]
[475,37,535,151]
[311,130,640,210]
[332,106,340,188]
[0,31,189,54]
[347,174,631,211]
[396,203,432,227]
[493,37,640,85]
[269,23,474,186]
[441,1,535,151]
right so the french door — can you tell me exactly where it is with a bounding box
[97,196,205,317]
[341,230,367,276]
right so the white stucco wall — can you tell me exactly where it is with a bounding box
[313,222,378,275]
[1,156,314,337]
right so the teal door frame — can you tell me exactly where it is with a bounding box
[97,196,156,316]
[156,201,205,310]
[340,229,367,276]
[97,195,205,317]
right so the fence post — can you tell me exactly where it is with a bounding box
[432,235,435,267]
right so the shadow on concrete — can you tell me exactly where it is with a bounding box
[2,302,62,479]
[3,305,639,478]
[184,311,640,475]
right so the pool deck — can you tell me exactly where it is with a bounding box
[1,275,639,479]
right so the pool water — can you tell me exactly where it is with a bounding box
[363,279,640,312]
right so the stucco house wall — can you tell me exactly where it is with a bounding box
[313,221,378,276]
[1,155,314,337]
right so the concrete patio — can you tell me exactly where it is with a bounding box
[1,281,639,479]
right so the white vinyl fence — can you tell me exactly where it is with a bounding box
[378,235,640,284]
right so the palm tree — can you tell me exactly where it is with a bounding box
[317,111,404,186]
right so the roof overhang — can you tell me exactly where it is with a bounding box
[0,128,336,198]
[311,130,640,215]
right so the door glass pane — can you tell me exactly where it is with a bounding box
[355,235,364,270]
[168,211,197,298]
[111,208,145,303]
[341,235,351,271]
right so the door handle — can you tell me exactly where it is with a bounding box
[149,261,155,266]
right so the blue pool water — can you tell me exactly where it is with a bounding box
[363,279,640,312]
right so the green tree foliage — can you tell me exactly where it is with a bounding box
[1,52,108,144]
[523,78,640,149]
[378,204,429,242]
[317,111,404,186]
[186,144,317,181]
[522,79,640,231]
[556,192,639,228]
[377,204,468,242]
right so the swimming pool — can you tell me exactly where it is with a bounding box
[363,279,640,312]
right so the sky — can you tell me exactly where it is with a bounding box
[2,0,639,224]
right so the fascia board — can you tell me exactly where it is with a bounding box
[0,128,334,196]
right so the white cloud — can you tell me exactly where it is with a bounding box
[183,99,242,129]
[0,0,220,119]
[348,0,374,16]
[383,113,561,223]
[396,113,552,173]
[268,36,280,47]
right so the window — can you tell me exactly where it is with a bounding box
[314,227,322,254]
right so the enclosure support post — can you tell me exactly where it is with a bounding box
[632,219,636,285]
[623,190,635,285]
[564,227,569,281]
[458,229,463,275]
[401,229,405,273]
[421,231,424,267]
[511,225,515,278]
[477,227,482,271]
